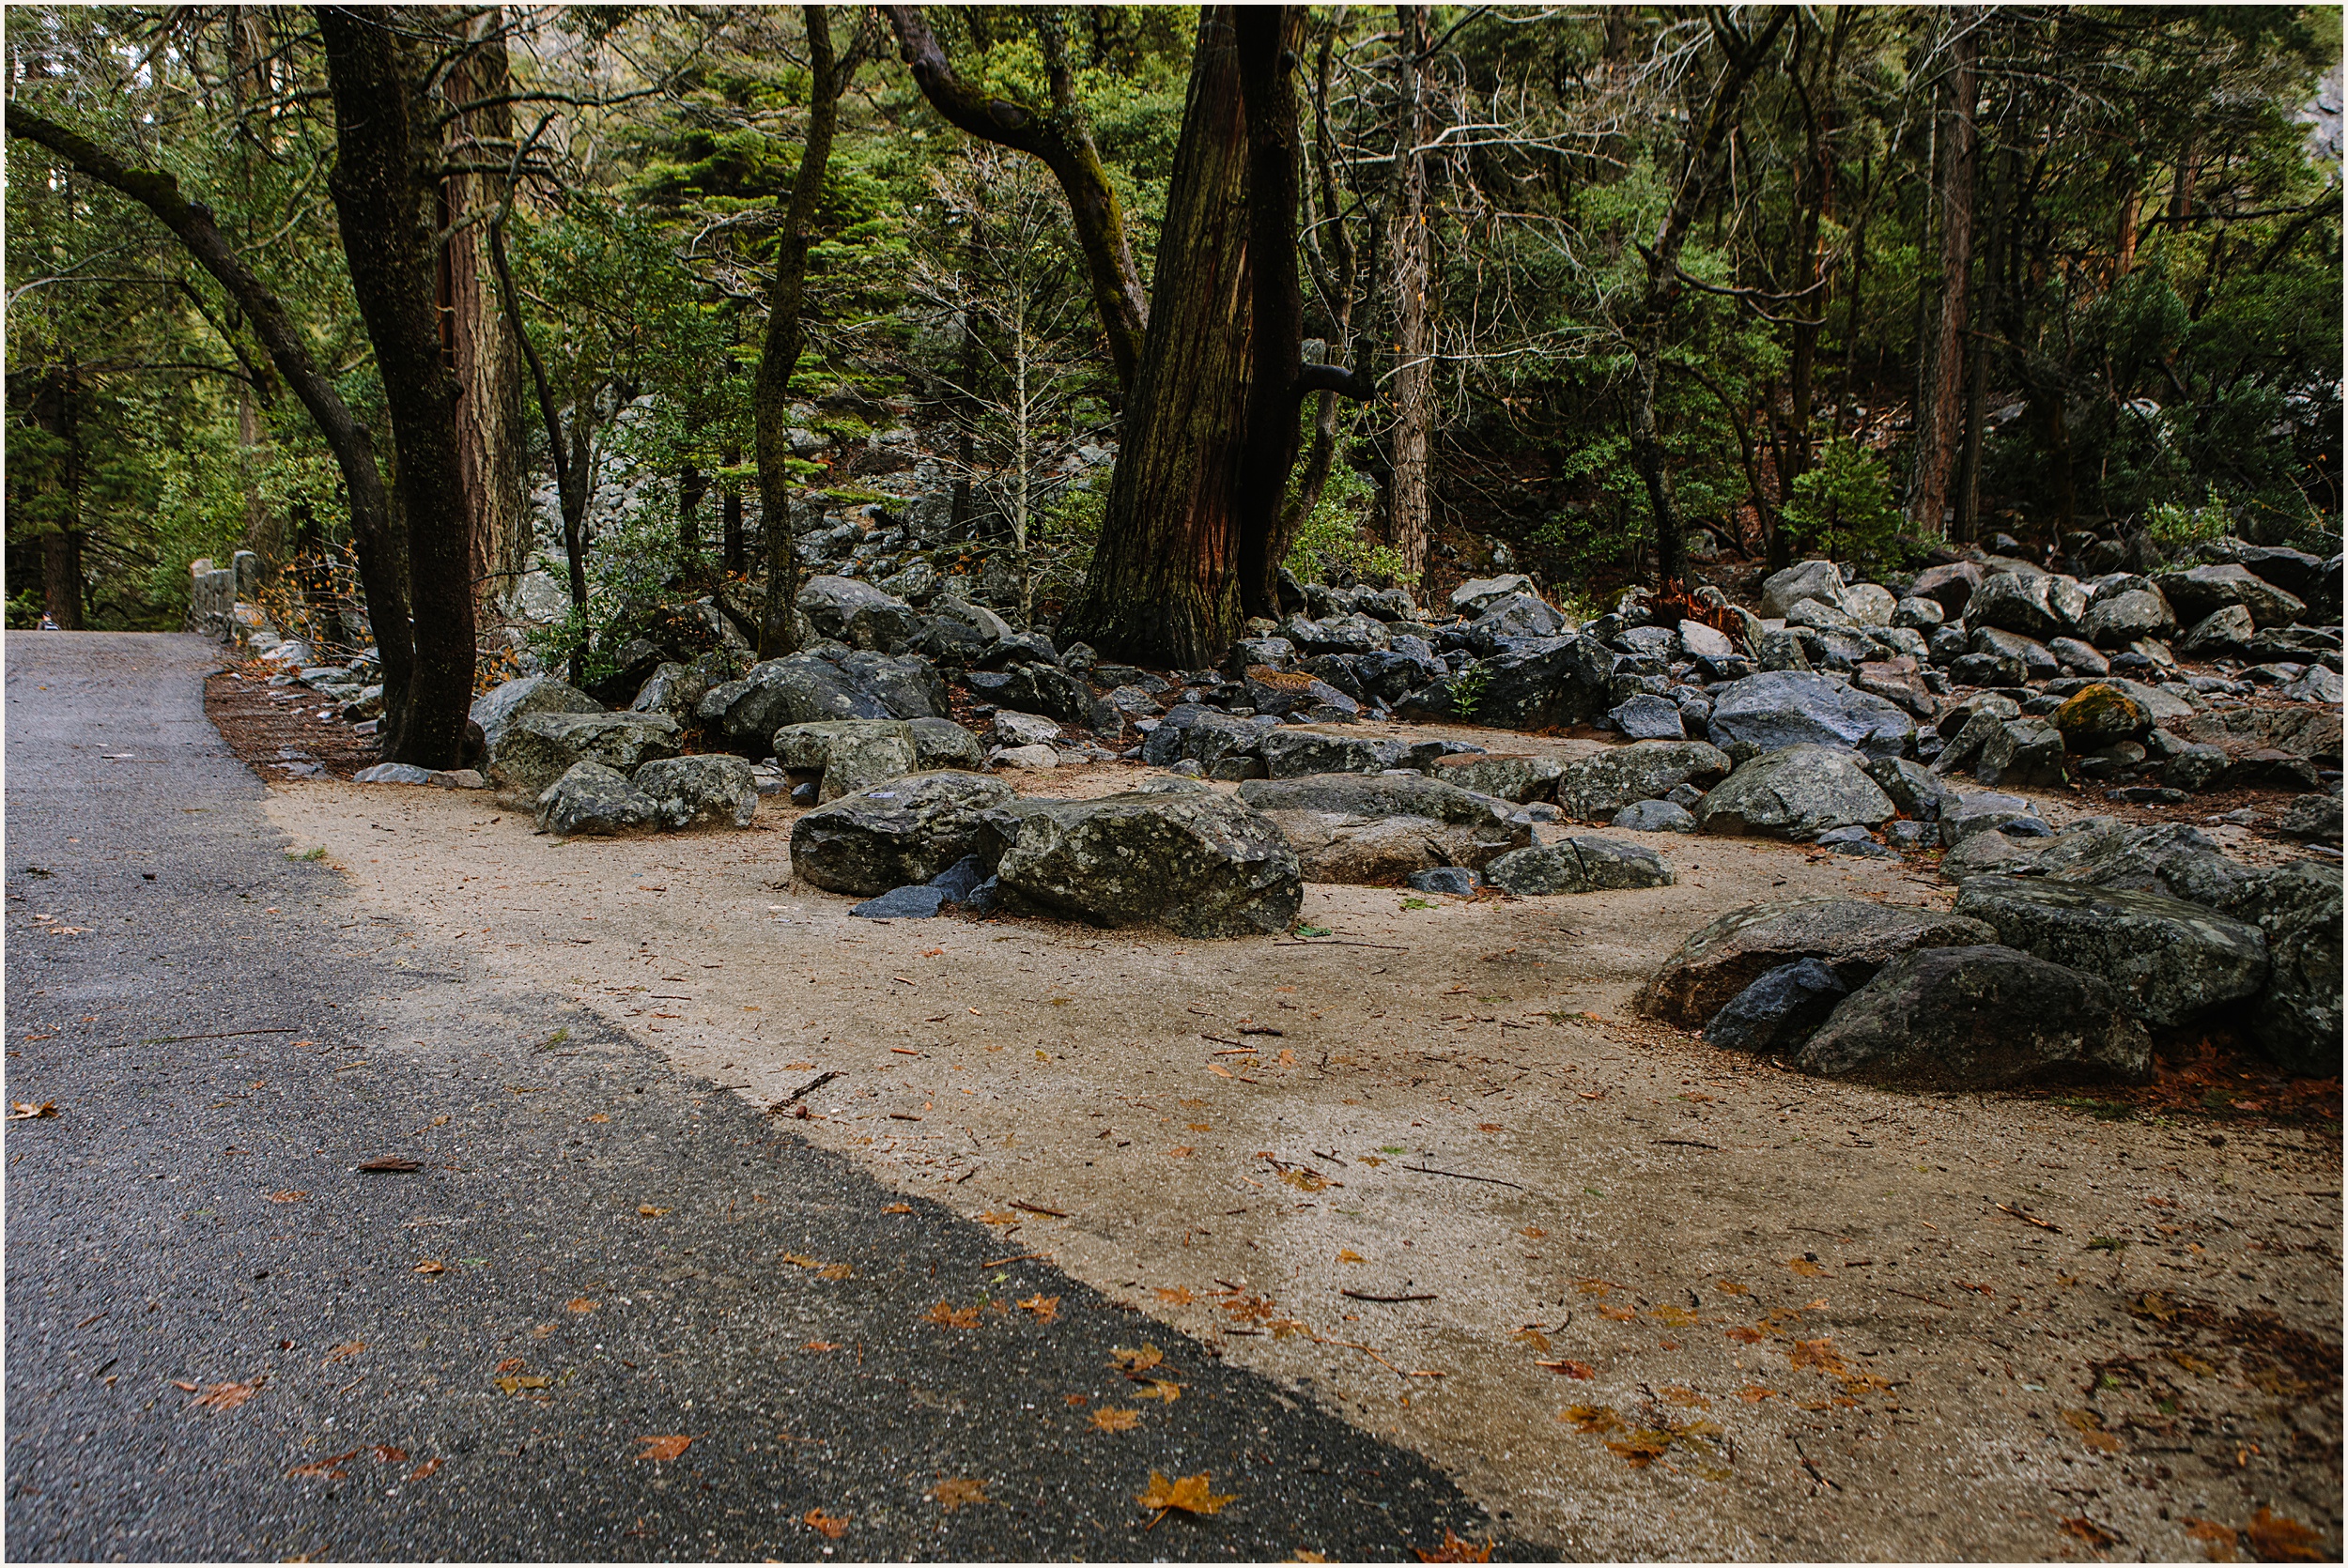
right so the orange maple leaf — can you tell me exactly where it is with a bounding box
[1017,1294,1060,1324]
[2244,1509,2323,1561]
[933,1477,990,1513]
[1415,1528,1495,1562]
[1136,1470,1234,1527]
[287,1449,358,1480]
[192,1379,262,1411]
[1091,1407,1141,1433]
[802,1508,849,1540]
[636,1435,690,1463]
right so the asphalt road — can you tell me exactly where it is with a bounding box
[4,632,1514,1562]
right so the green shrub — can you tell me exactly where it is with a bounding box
[1782,437,1902,560]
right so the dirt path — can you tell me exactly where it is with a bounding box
[261,761,2341,1561]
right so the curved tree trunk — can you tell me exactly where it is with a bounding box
[318,4,478,767]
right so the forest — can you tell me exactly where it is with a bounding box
[6,5,2340,765]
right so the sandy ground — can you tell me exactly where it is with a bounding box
[261,737,2342,1561]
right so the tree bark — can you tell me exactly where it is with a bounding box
[1278,17,1362,589]
[439,9,530,622]
[1232,7,1310,621]
[755,6,861,660]
[26,367,85,629]
[1628,8,1790,587]
[1784,8,1847,497]
[887,5,1148,392]
[318,4,478,767]
[1386,5,1433,588]
[487,207,593,683]
[1905,8,1980,540]
[4,100,417,746]
[1061,9,1255,667]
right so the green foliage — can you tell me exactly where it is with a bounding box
[1781,438,1903,560]
[1447,660,1492,719]
[2144,486,2234,547]
[1285,465,1408,586]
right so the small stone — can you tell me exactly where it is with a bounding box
[1612,799,1698,834]
[1405,867,1480,897]
[1609,693,1687,740]
[850,885,949,919]
[994,743,1059,770]
[353,762,435,786]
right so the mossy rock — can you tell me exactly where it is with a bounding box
[2051,683,2150,751]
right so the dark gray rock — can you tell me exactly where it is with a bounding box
[491,711,683,794]
[850,884,949,919]
[1239,773,1528,882]
[1460,638,1615,730]
[1694,745,1898,839]
[1426,752,1563,803]
[2218,862,2342,1075]
[1951,874,2269,1028]
[1609,693,1687,739]
[2047,637,2111,677]
[631,753,759,830]
[703,651,945,741]
[2161,742,2231,792]
[2273,793,2343,845]
[1448,574,1540,616]
[1974,716,2066,788]
[790,771,1018,896]
[1553,740,1734,819]
[1257,729,1409,779]
[1463,594,1566,650]
[1861,756,1956,822]
[2153,563,2307,629]
[1908,561,1985,615]
[1703,959,1847,1054]
[1939,830,2030,882]
[471,675,601,761]
[534,761,658,837]
[1236,771,1519,830]
[2081,587,2178,649]
[2177,604,2256,658]
[927,853,995,903]
[1612,798,1698,833]
[984,791,1302,938]
[1971,626,2061,681]
[1406,867,1480,897]
[1966,571,2088,641]
[1637,897,2001,1027]
[910,715,988,772]
[796,575,922,653]
[1483,836,1673,896]
[1794,945,2152,1087]
[1140,708,1269,774]
[1706,670,1915,761]
[965,662,1097,728]
[2008,820,2263,908]
[1759,560,1847,620]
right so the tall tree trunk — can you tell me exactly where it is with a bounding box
[1232,6,1310,621]
[887,5,1148,391]
[29,366,85,629]
[1279,16,1362,583]
[1954,137,2003,540]
[679,463,708,566]
[1061,9,1255,667]
[720,445,745,576]
[1629,8,1791,588]
[440,9,530,623]
[318,4,478,767]
[1905,8,1980,540]
[1386,4,1433,589]
[4,100,417,749]
[756,7,859,660]
[1784,8,1847,493]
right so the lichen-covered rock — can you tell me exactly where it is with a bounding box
[1952,874,2269,1029]
[1694,745,1897,840]
[703,651,944,741]
[1427,752,1564,803]
[1759,560,1848,620]
[1637,897,2000,1027]
[2153,563,2308,629]
[534,761,658,837]
[471,674,600,760]
[1974,716,2066,788]
[910,716,987,772]
[2218,862,2343,1076]
[1705,671,1915,761]
[983,791,1302,938]
[1794,945,2153,1087]
[796,575,921,653]
[1256,729,1410,778]
[2081,587,2177,648]
[2051,684,2151,751]
[1861,756,1956,822]
[2177,604,2256,658]
[1459,638,1616,730]
[1966,571,2089,641]
[1263,812,1522,884]
[1483,836,1673,896]
[631,753,759,830]
[2012,820,2263,908]
[1236,771,1518,829]
[1553,740,1733,819]
[1613,798,1698,833]
[491,711,682,794]
[790,771,1018,895]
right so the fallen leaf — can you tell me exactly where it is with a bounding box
[1187,1123,1211,1132]
[1661,1385,1711,1408]
[924,1301,981,1330]
[637,1205,669,1218]
[1279,1169,1328,1192]
[371,1445,407,1464]
[495,1357,527,1375]
[1091,1407,1141,1433]
[1511,1328,1551,1353]
[414,1260,446,1276]
[1647,1303,1696,1327]
[566,1299,597,1314]
[407,1456,441,1482]
[355,1156,419,1172]
[268,1191,307,1204]
[1715,1279,1748,1295]
[802,1508,849,1539]
[1136,1470,1234,1525]
[1111,1345,1164,1374]
[819,1263,853,1281]
[803,1342,842,1352]
[1788,1338,1848,1376]
[1475,1123,1504,1133]
[781,1253,823,1268]
[1167,1145,1194,1158]
[1724,1327,1766,1345]
[1296,1552,1329,1563]
[636,1435,691,1463]
[1338,1249,1367,1264]
[319,1342,365,1365]
[1018,1294,1060,1324]
[1573,1279,1614,1296]
[2244,1510,2323,1561]
[2059,1516,2118,1550]
[1155,1286,1196,1305]
[586,1114,609,1124]
[6,1099,58,1119]
[287,1449,358,1481]
[1519,1227,1545,1239]
[1605,1429,1675,1467]
[1786,1255,1827,1277]
[1560,1404,1621,1434]
[977,1211,1020,1226]
[1597,1304,1636,1322]
[171,1380,197,1392]
[2062,1408,2124,1453]
[2185,1518,2239,1561]
[494,1375,550,1394]
[933,1477,989,1512]
[1536,1360,1596,1380]
[1415,1529,1495,1562]
[192,1378,262,1411]
[883,1203,913,1214]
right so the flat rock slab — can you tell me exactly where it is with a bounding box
[985,791,1301,938]
[1261,810,1522,884]
[1483,836,1673,896]
[1951,875,2270,1029]
[1705,670,1915,761]
[1693,745,1897,840]
[1795,945,2154,1087]
[1638,897,2000,1028]
[790,771,1018,896]
[1552,741,1732,819]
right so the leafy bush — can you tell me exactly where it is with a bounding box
[1781,437,1902,561]
[1286,465,1408,586]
